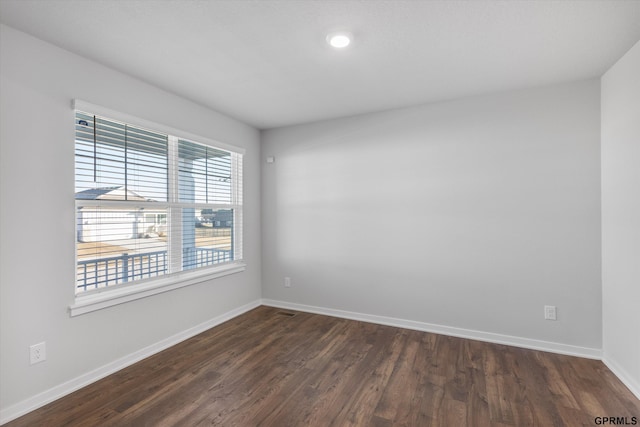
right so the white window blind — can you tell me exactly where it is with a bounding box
[75,109,243,294]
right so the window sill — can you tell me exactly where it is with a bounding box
[69,262,246,317]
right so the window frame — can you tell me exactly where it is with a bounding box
[69,100,245,317]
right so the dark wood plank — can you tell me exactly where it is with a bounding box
[6,306,639,426]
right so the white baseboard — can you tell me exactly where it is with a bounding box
[0,299,261,425]
[603,356,640,400]
[2,298,617,425]
[261,299,603,360]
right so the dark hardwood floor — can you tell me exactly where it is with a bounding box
[7,306,639,426]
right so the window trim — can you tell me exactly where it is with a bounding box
[70,99,245,316]
[69,262,246,316]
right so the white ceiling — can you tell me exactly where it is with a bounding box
[1,0,639,130]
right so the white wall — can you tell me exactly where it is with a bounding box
[0,24,261,416]
[601,40,640,398]
[262,79,602,353]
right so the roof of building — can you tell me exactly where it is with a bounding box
[75,186,152,201]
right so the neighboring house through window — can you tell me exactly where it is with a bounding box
[74,104,244,299]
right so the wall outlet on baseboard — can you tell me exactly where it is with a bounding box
[544,305,557,320]
[30,342,46,365]
[284,277,291,288]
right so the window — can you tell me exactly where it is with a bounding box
[74,106,243,300]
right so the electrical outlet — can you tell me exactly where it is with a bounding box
[544,305,557,321]
[30,342,46,365]
[284,277,291,288]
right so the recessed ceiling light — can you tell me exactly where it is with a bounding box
[326,32,352,49]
